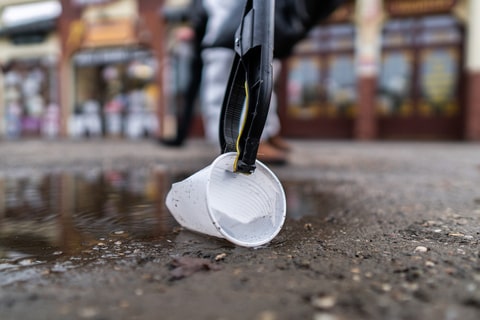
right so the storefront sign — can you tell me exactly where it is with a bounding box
[386,0,457,16]
[82,19,136,47]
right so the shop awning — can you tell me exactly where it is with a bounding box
[0,0,61,27]
[0,0,60,43]
[0,18,57,37]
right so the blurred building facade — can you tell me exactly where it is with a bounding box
[279,0,477,140]
[0,0,479,141]
[0,0,166,139]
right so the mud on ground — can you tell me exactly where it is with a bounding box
[1,140,480,320]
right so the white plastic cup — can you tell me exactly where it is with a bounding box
[165,152,286,247]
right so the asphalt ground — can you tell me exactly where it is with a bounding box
[1,138,480,320]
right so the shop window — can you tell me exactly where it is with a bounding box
[419,48,459,116]
[71,48,158,139]
[3,59,59,139]
[378,51,413,116]
[287,56,322,118]
[378,15,462,119]
[325,54,356,117]
[286,24,355,120]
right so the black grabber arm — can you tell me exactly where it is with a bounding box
[219,0,275,174]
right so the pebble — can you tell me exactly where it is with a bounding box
[215,253,227,261]
[448,233,465,237]
[382,284,392,292]
[313,313,338,320]
[414,246,428,253]
[425,261,435,267]
[304,223,313,231]
[350,267,361,274]
[18,259,35,266]
[78,307,98,319]
[311,295,337,310]
[256,310,276,320]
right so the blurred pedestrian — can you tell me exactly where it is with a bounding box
[165,0,345,163]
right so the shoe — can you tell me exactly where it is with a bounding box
[268,135,292,152]
[257,142,288,165]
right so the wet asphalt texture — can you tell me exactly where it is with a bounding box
[1,138,480,320]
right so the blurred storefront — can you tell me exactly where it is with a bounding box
[376,0,464,139]
[279,0,475,140]
[0,0,62,139]
[58,0,164,139]
[278,2,357,139]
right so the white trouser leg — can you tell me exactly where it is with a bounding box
[201,48,281,145]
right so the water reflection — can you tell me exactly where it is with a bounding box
[0,167,175,270]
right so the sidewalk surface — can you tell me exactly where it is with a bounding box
[1,138,480,320]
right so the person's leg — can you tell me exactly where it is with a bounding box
[261,60,291,152]
[200,47,234,145]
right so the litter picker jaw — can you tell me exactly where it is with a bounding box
[219,0,275,174]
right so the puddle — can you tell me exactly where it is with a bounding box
[0,169,334,278]
[0,168,175,275]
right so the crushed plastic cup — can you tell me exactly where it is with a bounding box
[165,152,286,247]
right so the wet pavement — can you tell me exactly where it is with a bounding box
[1,138,480,319]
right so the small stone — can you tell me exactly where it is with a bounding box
[18,259,34,266]
[311,295,337,310]
[119,300,130,308]
[78,307,98,319]
[256,310,276,320]
[304,223,313,231]
[449,233,465,237]
[414,246,428,253]
[402,282,419,291]
[382,283,392,292]
[215,253,227,261]
[313,312,338,320]
[425,261,435,267]
[350,267,361,274]
[113,230,125,235]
